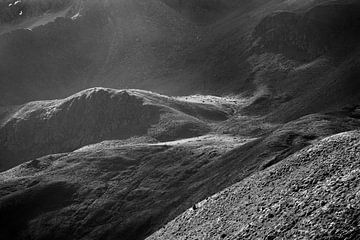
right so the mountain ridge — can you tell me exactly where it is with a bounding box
[0,1,360,239]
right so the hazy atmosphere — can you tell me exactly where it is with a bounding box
[0,0,360,239]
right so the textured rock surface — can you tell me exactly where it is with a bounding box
[148,131,360,240]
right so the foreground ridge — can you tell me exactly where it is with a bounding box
[148,131,360,240]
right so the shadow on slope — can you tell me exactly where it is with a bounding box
[0,181,78,239]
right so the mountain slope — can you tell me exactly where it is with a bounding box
[186,0,360,121]
[0,133,253,240]
[0,1,360,240]
[148,130,360,240]
[0,89,359,239]
[0,87,229,171]
[1,0,359,123]
[0,119,359,240]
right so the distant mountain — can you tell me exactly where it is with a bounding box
[0,0,200,106]
[194,0,360,121]
[1,0,359,121]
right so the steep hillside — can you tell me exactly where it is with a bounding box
[0,87,229,171]
[148,130,360,240]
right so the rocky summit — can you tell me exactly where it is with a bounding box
[0,0,359,240]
